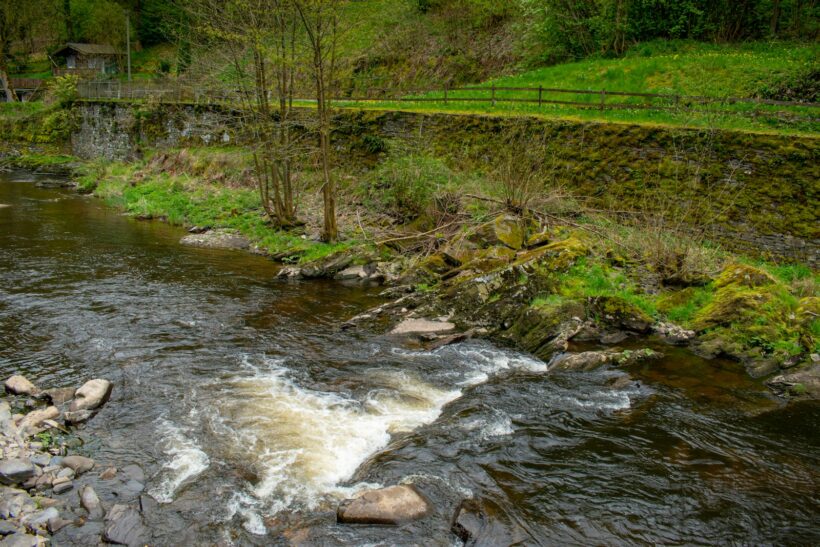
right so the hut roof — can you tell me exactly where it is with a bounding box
[53,43,119,57]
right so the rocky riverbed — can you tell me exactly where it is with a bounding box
[0,375,153,546]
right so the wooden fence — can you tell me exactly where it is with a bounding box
[76,80,820,117]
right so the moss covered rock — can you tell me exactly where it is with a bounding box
[715,263,777,289]
[467,214,527,250]
[588,295,654,333]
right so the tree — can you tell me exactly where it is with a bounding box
[293,0,345,242]
[190,0,304,227]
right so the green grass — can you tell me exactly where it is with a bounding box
[556,260,658,317]
[89,161,365,264]
[336,41,819,135]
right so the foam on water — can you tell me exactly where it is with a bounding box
[148,418,211,503]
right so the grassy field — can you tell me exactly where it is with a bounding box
[337,41,820,135]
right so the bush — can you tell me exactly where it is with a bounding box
[361,154,463,222]
[46,75,80,107]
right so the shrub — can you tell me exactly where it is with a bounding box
[45,75,80,107]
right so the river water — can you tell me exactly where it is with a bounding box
[1,170,818,546]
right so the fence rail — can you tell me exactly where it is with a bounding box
[76,80,820,117]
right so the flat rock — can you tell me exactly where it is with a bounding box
[69,379,112,412]
[4,376,38,396]
[179,229,249,250]
[61,456,94,475]
[52,478,73,494]
[0,460,35,486]
[337,484,430,525]
[391,318,456,336]
[103,504,149,547]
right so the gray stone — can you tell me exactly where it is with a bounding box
[99,466,117,480]
[79,485,105,520]
[61,456,94,475]
[0,533,45,547]
[391,318,456,335]
[550,348,661,372]
[4,376,38,396]
[56,467,74,480]
[767,364,820,399]
[0,460,35,486]
[20,507,59,531]
[29,455,49,467]
[63,410,94,425]
[69,379,112,412]
[103,504,149,547]
[47,517,72,534]
[337,484,430,525]
[51,478,73,494]
[0,521,21,536]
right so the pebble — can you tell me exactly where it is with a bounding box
[51,478,73,495]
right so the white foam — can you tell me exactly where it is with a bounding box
[462,410,514,439]
[148,418,210,503]
[553,390,633,412]
[210,357,461,525]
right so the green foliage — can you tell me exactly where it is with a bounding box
[359,153,465,222]
[557,260,657,317]
[46,76,80,107]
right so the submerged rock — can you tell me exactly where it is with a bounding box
[40,388,75,406]
[69,380,112,412]
[179,229,249,250]
[337,484,430,525]
[80,485,105,520]
[103,504,149,546]
[4,376,38,396]
[766,364,820,399]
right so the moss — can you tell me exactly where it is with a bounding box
[588,295,654,332]
[492,214,526,250]
[715,263,778,289]
[536,235,590,271]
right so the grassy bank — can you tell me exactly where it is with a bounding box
[68,145,818,378]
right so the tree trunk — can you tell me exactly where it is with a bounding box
[0,65,17,102]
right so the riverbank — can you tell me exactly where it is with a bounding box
[5,146,816,404]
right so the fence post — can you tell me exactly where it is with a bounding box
[492,84,496,106]
[538,85,543,107]
[600,89,606,111]
[444,85,448,105]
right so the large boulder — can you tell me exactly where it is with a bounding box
[69,379,112,412]
[468,215,527,250]
[0,460,36,486]
[103,504,149,546]
[337,484,430,525]
[4,376,38,396]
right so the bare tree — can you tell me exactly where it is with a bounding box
[293,0,345,242]
[190,0,303,227]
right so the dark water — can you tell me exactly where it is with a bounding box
[1,171,818,546]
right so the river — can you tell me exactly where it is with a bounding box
[1,170,818,545]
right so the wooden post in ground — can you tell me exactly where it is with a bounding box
[538,85,543,107]
[444,85,448,105]
[600,89,606,111]
[492,84,496,107]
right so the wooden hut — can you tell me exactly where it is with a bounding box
[52,43,119,77]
